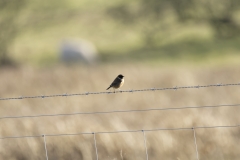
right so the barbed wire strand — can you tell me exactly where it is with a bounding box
[1,124,239,140]
[43,135,49,160]
[0,83,239,101]
[142,130,149,160]
[93,133,99,160]
[192,128,199,160]
[1,103,240,120]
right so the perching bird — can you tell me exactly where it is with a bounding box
[106,74,124,91]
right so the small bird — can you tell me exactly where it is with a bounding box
[106,74,124,92]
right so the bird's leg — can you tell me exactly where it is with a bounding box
[112,88,115,93]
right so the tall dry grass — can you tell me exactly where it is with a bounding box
[0,64,240,160]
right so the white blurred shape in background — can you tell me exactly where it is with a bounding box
[60,38,98,64]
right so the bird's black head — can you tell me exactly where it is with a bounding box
[118,74,124,79]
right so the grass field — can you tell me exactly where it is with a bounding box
[0,64,240,159]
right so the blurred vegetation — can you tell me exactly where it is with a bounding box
[0,0,70,66]
[108,0,240,44]
[0,0,26,65]
[0,0,240,66]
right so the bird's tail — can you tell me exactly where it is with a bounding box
[106,86,111,90]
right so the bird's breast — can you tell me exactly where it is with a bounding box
[120,78,124,87]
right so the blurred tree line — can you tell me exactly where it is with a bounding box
[107,0,240,45]
[0,0,240,65]
[0,0,26,65]
[0,0,69,66]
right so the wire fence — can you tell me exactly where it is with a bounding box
[1,125,239,159]
[1,82,240,159]
[1,124,240,140]
[1,103,240,120]
[0,82,239,101]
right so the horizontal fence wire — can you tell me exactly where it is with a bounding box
[1,124,239,140]
[0,83,239,101]
[1,103,240,120]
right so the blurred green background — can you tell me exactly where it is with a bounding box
[1,0,240,66]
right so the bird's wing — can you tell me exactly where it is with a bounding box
[110,77,121,86]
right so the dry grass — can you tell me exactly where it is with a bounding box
[0,64,240,160]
